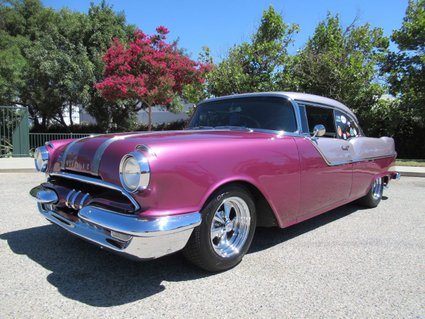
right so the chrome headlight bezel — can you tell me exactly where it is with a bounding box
[34,146,49,172]
[119,151,150,193]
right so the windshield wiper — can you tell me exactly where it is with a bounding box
[215,126,253,132]
[188,125,253,132]
[187,126,214,130]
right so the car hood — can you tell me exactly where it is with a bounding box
[54,129,274,178]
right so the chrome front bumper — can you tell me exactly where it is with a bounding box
[32,188,201,260]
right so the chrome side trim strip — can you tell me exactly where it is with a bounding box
[305,137,396,166]
[50,172,140,211]
[306,137,333,166]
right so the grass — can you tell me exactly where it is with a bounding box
[396,159,425,167]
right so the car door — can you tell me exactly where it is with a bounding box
[296,104,354,220]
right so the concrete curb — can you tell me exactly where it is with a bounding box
[0,158,35,173]
[395,166,425,178]
[0,168,36,173]
[397,171,425,178]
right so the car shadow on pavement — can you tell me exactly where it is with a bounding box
[0,225,210,307]
[1,202,366,307]
[249,202,367,253]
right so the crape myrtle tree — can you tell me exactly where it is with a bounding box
[95,26,210,131]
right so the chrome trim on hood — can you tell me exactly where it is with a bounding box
[90,134,134,176]
[60,136,92,170]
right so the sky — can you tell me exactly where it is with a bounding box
[42,0,409,60]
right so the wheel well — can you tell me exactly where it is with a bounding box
[204,181,278,228]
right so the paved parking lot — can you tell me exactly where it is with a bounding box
[0,173,424,318]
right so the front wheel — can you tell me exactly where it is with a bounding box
[358,176,383,208]
[183,185,256,272]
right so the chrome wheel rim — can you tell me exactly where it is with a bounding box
[372,177,383,200]
[210,196,251,258]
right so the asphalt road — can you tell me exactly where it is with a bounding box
[0,173,424,318]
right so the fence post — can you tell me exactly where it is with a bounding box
[12,107,30,157]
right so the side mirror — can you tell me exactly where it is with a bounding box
[312,124,326,138]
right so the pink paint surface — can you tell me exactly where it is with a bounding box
[47,130,396,228]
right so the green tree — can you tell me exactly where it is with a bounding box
[1,0,56,126]
[82,1,135,130]
[0,0,133,130]
[383,0,424,118]
[287,14,389,122]
[380,0,425,158]
[0,31,27,104]
[207,6,299,96]
[23,20,95,127]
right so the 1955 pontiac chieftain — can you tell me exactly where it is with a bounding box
[31,92,400,271]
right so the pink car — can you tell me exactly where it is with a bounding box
[31,92,400,271]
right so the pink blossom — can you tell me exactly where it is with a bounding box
[95,27,211,105]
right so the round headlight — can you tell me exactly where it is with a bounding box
[34,146,49,172]
[119,152,150,193]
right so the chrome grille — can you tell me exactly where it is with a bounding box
[49,171,140,213]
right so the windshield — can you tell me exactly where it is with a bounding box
[188,96,297,132]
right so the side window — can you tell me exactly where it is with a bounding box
[334,110,360,140]
[305,105,336,138]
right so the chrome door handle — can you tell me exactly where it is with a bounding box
[341,145,350,151]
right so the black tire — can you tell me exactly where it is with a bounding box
[358,176,383,208]
[183,185,256,272]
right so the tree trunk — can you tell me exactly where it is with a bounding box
[29,107,40,129]
[69,103,74,126]
[41,116,47,130]
[148,104,152,131]
[58,112,67,128]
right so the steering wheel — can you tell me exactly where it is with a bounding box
[236,114,261,128]
[264,118,286,131]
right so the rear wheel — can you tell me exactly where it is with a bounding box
[184,185,256,272]
[358,176,383,208]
